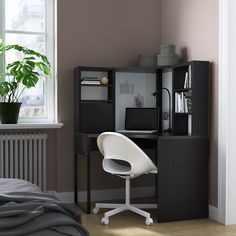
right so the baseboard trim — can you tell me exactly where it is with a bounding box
[49,192,220,221]
[209,205,220,222]
[50,186,156,203]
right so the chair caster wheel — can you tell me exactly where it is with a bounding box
[145,217,153,226]
[101,217,109,225]
[92,207,99,214]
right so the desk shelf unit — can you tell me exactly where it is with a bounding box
[75,61,209,135]
[74,61,210,222]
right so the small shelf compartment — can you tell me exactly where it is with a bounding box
[173,64,191,90]
[75,66,115,133]
[81,86,109,101]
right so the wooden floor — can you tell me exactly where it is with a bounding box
[81,211,236,236]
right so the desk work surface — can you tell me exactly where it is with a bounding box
[76,131,206,140]
[75,131,208,158]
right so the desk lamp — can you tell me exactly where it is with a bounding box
[152,88,172,134]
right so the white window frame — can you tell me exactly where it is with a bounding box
[0,0,4,83]
[218,0,236,225]
[0,0,56,123]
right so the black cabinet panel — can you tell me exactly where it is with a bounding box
[81,103,113,131]
[173,115,188,135]
[157,137,209,222]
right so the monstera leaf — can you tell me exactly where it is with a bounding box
[0,38,51,103]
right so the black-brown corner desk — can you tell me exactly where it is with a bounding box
[74,132,208,223]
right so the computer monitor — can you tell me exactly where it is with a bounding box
[125,107,159,131]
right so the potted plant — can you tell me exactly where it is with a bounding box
[0,38,51,124]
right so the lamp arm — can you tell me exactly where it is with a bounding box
[152,88,172,133]
[161,88,171,117]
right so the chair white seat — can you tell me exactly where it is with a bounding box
[93,132,158,225]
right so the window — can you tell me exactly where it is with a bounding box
[0,0,56,122]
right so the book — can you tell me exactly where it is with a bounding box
[186,98,192,113]
[188,114,192,135]
[175,93,178,112]
[184,72,189,88]
[81,76,99,82]
[181,92,184,113]
[81,81,101,85]
[175,92,192,114]
[177,93,181,113]
[184,97,188,113]
[188,66,192,88]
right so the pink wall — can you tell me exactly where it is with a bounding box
[161,0,219,206]
[47,0,219,208]
[56,0,161,192]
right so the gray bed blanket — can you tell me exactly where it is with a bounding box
[0,192,89,236]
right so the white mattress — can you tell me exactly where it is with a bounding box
[0,178,41,193]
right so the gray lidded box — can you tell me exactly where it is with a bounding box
[160,44,176,56]
[138,54,157,67]
[157,44,179,66]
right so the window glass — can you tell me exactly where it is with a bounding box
[4,0,48,119]
[18,79,46,118]
[5,33,46,64]
[5,0,45,32]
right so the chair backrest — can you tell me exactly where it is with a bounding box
[97,132,157,177]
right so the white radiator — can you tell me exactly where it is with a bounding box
[0,133,47,191]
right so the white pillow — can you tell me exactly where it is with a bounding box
[0,178,41,193]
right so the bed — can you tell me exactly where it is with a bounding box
[0,178,89,236]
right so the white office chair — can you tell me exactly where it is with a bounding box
[93,132,158,225]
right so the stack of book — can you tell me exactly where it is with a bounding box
[175,92,192,113]
[81,77,100,85]
[183,65,192,89]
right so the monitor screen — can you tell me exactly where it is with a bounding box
[125,108,159,130]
